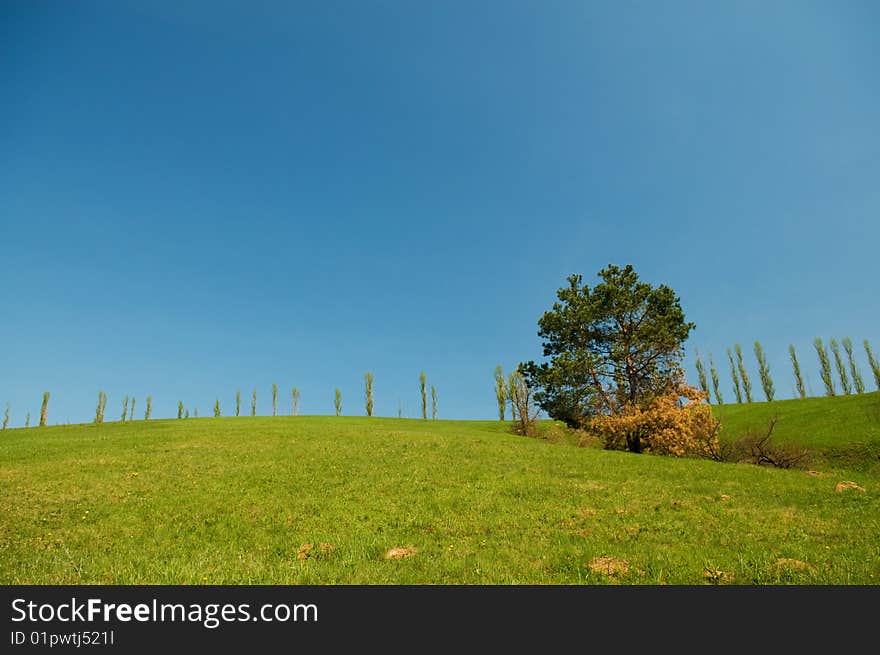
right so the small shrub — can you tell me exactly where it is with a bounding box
[735,417,808,469]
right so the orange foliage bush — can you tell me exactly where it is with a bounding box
[590,377,721,457]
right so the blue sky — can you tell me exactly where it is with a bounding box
[2,0,878,424]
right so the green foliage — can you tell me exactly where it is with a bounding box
[431,385,437,420]
[814,338,835,396]
[272,383,278,417]
[842,338,864,394]
[493,365,506,421]
[734,344,753,403]
[95,391,108,424]
[39,391,50,427]
[292,387,300,416]
[865,340,880,391]
[177,401,184,419]
[145,395,152,421]
[507,372,519,422]
[25,412,30,428]
[334,388,342,417]
[726,348,743,404]
[121,395,129,424]
[129,397,135,422]
[694,349,709,399]
[214,399,221,418]
[419,371,427,420]
[2,402,9,431]
[521,265,694,440]
[398,399,402,419]
[789,345,806,399]
[753,342,774,401]
[364,372,374,417]
[236,390,241,417]
[185,409,190,419]
[194,408,198,419]
[252,389,257,417]
[708,354,723,405]
[829,339,851,395]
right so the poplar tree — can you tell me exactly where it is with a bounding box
[145,395,152,420]
[25,412,31,428]
[507,372,517,421]
[829,338,851,395]
[292,387,300,416]
[39,392,50,427]
[194,408,199,418]
[178,401,184,419]
[272,383,278,417]
[214,399,221,418]
[129,397,135,422]
[494,365,506,420]
[96,391,108,424]
[708,354,723,405]
[364,372,374,417]
[814,338,835,396]
[334,388,342,416]
[252,389,257,417]
[236,390,241,417]
[121,395,129,424]
[431,385,438,420]
[753,341,774,401]
[865,340,880,391]
[419,371,427,420]
[185,409,190,419]
[2,402,9,431]
[842,338,864,394]
[789,345,806,399]
[398,399,402,419]
[734,344,753,403]
[694,349,709,400]
[727,348,743,403]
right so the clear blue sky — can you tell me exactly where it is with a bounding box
[2,1,878,425]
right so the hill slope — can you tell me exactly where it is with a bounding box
[2,412,877,585]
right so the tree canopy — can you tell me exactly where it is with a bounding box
[521,264,695,450]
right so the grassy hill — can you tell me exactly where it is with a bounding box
[1,398,878,585]
[714,391,880,472]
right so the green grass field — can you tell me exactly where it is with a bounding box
[2,394,878,584]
